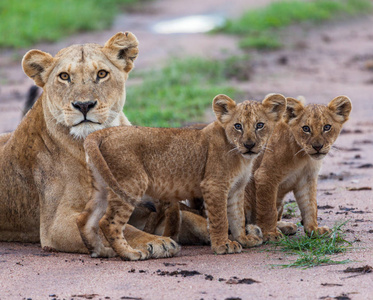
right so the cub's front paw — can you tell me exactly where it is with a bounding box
[263,228,283,242]
[91,246,117,258]
[246,224,263,239]
[236,234,263,248]
[306,225,331,237]
[277,221,298,235]
[212,240,242,255]
[116,245,148,261]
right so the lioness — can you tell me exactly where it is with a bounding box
[0,32,179,258]
[80,94,286,260]
[244,96,352,241]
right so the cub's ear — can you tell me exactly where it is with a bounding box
[213,94,237,124]
[283,97,305,123]
[22,50,54,87]
[262,93,286,122]
[103,32,139,73]
[327,95,352,123]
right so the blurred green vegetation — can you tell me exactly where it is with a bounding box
[125,56,249,127]
[0,0,143,48]
[218,0,373,50]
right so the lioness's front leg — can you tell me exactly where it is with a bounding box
[76,187,116,258]
[228,184,263,248]
[294,178,330,236]
[201,180,241,255]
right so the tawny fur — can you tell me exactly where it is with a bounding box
[0,32,179,258]
[81,94,286,259]
[245,96,352,241]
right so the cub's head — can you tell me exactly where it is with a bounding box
[284,96,352,160]
[22,32,139,139]
[213,94,286,158]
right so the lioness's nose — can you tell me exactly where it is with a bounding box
[72,101,97,117]
[312,144,324,152]
[244,142,256,150]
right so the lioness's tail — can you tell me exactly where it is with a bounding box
[84,132,129,200]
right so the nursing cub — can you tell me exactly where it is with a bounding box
[80,94,286,260]
[245,96,352,241]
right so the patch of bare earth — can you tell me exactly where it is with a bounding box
[0,0,372,299]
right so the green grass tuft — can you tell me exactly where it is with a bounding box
[125,56,245,127]
[218,0,372,50]
[269,221,352,268]
[0,0,144,48]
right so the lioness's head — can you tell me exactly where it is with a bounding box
[22,32,139,139]
[284,96,352,160]
[213,94,286,158]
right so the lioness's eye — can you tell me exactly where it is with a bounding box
[97,70,108,79]
[59,72,70,81]
[256,122,264,130]
[234,123,242,131]
[302,125,311,133]
[323,124,332,132]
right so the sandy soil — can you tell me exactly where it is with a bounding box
[0,0,372,299]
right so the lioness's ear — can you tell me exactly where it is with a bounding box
[327,96,352,123]
[103,32,139,73]
[283,97,305,123]
[213,94,237,124]
[22,50,54,87]
[262,93,286,122]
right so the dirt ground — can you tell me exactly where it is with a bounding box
[0,0,372,299]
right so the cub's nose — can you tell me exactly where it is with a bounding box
[312,144,324,152]
[244,142,256,151]
[72,101,97,117]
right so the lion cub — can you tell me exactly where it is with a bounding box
[81,94,286,260]
[245,96,352,241]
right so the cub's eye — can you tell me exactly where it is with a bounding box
[97,70,108,79]
[234,123,242,131]
[59,72,70,81]
[302,125,311,133]
[323,124,332,132]
[256,122,264,130]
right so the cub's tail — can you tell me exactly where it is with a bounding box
[84,132,129,200]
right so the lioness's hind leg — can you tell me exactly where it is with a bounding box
[178,211,210,245]
[277,221,297,235]
[76,187,116,258]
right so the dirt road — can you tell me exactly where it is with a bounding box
[0,0,372,299]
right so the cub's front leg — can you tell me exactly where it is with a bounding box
[201,180,241,255]
[228,182,263,248]
[254,168,283,242]
[294,177,331,236]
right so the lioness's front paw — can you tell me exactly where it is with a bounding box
[306,226,331,237]
[277,221,298,235]
[263,228,283,242]
[212,240,242,255]
[133,235,181,259]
